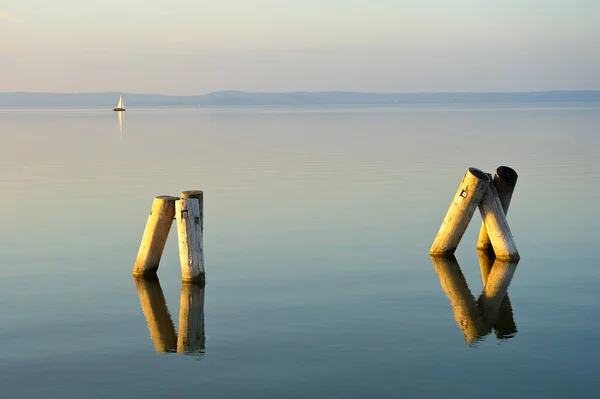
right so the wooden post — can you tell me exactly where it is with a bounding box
[430,168,491,256]
[175,198,205,283]
[430,255,489,344]
[477,166,518,251]
[477,258,518,330]
[177,282,206,354]
[181,190,203,233]
[181,190,204,274]
[478,181,520,260]
[134,276,177,353]
[133,196,179,276]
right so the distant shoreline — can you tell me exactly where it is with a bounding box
[1,90,599,108]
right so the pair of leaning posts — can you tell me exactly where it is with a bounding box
[430,166,519,260]
[132,190,205,284]
[130,168,516,282]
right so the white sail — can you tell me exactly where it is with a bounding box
[117,94,124,109]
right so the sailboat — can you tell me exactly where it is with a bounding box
[113,94,126,111]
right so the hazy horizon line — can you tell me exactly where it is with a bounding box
[3,89,600,96]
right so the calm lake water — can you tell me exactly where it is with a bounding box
[0,104,599,398]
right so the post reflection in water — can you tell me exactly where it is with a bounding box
[477,251,518,339]
[134,276,205,356]
[177,282,206,354]
[431,251,519,345]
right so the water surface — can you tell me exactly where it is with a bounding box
[0,104,599,398]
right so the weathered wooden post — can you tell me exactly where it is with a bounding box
[181,190,204,273]
[430,255,489,344]
[175,197,205,283]
[181,190,203,232]
[477,166,518,251]
[133,196,179,276]
[134,276,177,353]
[430,168,491,256]
[177,282,206,354]
[478,181,520,260]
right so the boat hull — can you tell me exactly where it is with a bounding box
[113,108,126,111]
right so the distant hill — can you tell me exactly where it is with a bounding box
[1,90,599,107]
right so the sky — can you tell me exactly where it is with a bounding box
[1,0,599,94]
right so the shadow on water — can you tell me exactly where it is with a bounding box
[431,250,518,346]
[134,276,205,356]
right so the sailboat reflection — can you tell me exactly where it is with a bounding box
[117,110,124,139]
[431,251,518,345]
[134,276,205,355]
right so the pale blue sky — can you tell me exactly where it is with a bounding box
[1,0,599,94]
